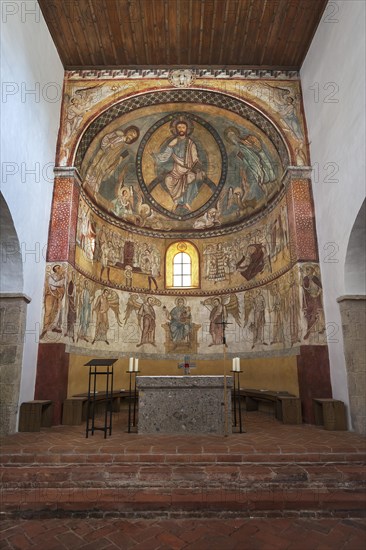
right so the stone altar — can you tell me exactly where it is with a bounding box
[136,376,232,434]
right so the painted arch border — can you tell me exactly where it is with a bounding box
[73,89,292,171]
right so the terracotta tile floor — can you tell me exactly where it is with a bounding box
[1,410,365,458]
[1,411,365,548]
[0,517,365,549]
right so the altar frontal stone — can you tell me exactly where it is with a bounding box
[136,376,233,434]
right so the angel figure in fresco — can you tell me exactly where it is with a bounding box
[65,85,105,142]
[154,116,205,212]
[136,296,161,348]
[64,97,86,142]
[301,265,325,340]
[84,125,139,195]
[224,127,277,203]
[201,294,241,347]
[263,83,303,140]
[40,264,66,340]
[221,170,258,218]
[193,207,221,229]
[123,293,143,325]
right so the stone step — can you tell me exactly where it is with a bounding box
[2,460,365,517]
[2,486,365,517]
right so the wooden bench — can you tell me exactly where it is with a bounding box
[239,389,302,425]
[62,397,89,425]
[313,398,347,430]
[62,391,130,425]
[18,400,53,432]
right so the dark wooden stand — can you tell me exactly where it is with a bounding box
[231,370,244,433]
[85,359,117,438]
[127,370,139,433]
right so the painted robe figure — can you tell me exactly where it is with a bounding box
[287,271,300,345]
[251,289,267,348]
[65,272,77,341]
[137,297,156,347]
[165,298,192,344]
[77,280,92,343]
[40,265,66,339]
[92,289,110,345]
[270,283,284,345]
[302,266,324,339]
[208,298,227,346]
[236,244,265,281]
[156,118,204,211]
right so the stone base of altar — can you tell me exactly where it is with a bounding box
[136,375,233,434]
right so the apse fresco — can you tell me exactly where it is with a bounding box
[41,70,324,357]
[40,263,327,356]
[80,103,283,232]
[74,193,291,292]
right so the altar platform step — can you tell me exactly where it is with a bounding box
[1,412,365,519]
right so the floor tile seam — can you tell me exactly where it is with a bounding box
[2,450,365,457]
[2,482,365,492]
[2,459,366,467]
[2,509,366,521]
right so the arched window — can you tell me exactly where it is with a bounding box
[166,242,200,289]
[173,252,192,287]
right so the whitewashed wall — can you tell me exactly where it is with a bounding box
[0,1,64,407]
[301,0,366,419]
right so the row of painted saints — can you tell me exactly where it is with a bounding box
[41,264,325,351]
[81,111,282,232]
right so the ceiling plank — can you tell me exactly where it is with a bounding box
[39,0,328,69]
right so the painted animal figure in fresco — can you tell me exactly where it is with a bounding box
[155,116,205,212]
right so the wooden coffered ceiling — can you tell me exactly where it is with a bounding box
[38,0,328,70]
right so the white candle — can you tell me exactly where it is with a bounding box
[232,358,235,372]
[236,357,240,372]
[129,357,133,372]
[134,358,139,372]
